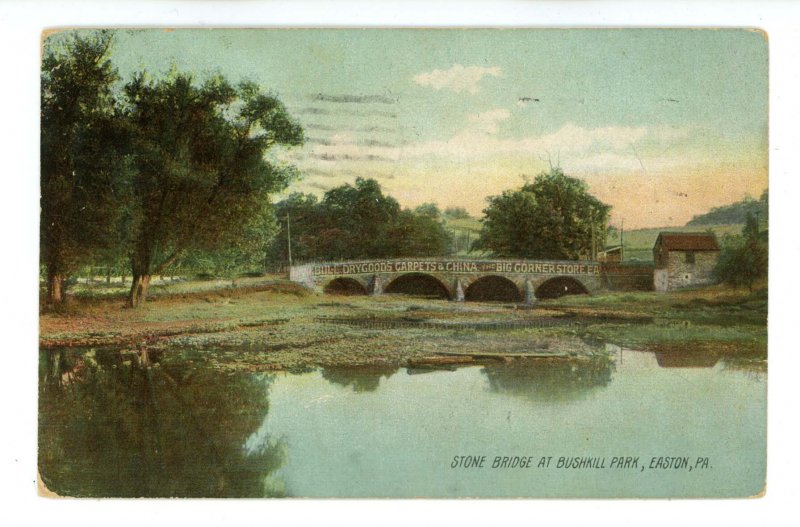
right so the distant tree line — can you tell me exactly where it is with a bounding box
[269,178,453,264]
[687,190,768,226]
[443,206,472,220]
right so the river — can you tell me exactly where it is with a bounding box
[38,346,765,498]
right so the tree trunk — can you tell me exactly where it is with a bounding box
[46,269,65,305]
[129,273,151,307]
[128,244,181,307]
[129,244,153,308]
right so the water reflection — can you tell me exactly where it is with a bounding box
[481,358,614,403]
[654,349,721,368]
[38,348,285,498]
[321,365,398,393]
[38,345,766,498]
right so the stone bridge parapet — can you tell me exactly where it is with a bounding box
[290,258,604,302]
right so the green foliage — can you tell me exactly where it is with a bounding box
[123,70,302,302]
[474,168,611,259]
[742,210,760,240]
[443,206,472,220]
[320,177,402,258]
[713,213,768,291]
[184,201,279,279]
[40,30,130,300]
[40,32,302,304]
[414,202,442,220]
[270,178,452,262]
[391,210,452,256]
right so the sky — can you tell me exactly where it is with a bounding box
[58,28,768,229]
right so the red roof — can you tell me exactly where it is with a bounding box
[655,232,720,251]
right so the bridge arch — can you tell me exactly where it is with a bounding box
[465,275,522,302]
[323,277,368,296]
[384,273,451,299]
[535,276,590,300]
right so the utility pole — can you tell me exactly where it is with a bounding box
[590,210,596,260]
[620,218,624,263]
[286,213,292,268]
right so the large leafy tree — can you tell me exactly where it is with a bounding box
[40,30,129,304]
[474,168,611,259]
[320,177,402,258]
[123,73,303,306]
[270,178,452,262]
[390,210,452,256]
[714,213,768,291]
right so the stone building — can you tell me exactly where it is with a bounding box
[653,232,720,291]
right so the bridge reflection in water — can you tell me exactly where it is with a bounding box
[291,258,603,302]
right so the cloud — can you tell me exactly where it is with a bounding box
[284,103,700,184]
[305,123,397,133]
[306,136,397,148]
[401,119,691,169]
[566,152,647,173]
[468,108,512,135]
[301,167,396,180]
[413,64,502,94]
[535,123,648,153]
[298,109,663,169]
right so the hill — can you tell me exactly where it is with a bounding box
[686,190,768,226]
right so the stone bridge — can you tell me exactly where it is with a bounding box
[289,258,603,302]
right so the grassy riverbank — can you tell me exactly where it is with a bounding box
[39,277,767,369]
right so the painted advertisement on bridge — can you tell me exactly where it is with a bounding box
[310,260,602,277]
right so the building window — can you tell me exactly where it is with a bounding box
[685,252,695,264]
